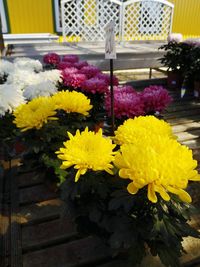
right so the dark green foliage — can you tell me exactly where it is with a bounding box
[159,42,193,73]
[60,172,200,267]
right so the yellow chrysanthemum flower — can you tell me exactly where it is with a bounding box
[13,96,57,131]
[51,90,92,116]
[114,116,176,145]
[114,136,200,203]
[56,127,116,182]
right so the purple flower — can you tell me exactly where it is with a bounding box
[73,61,89,69]
[79,65,101,78]
[62,55,79,63]
[43,53,61,65]
[57,62,73,70]
[141,85,173,113]
[95,73,119,86]
[105,85,145,119]
[81,77,109,94]
[63,73,87,88]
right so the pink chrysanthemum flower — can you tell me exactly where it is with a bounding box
[62,55,79,63]
[73,61,89,69]
[79,65,101,79]
[63,73,87,88]
[62,67,79,78]
[57,62,73,70]
[81,77,109,94]
[105,86,145,119]
[141,85,173,113]
[43,53,61,65]
[95,73,119,86]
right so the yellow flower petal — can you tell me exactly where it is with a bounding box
[148,184,157,203]
[127,182,139,194]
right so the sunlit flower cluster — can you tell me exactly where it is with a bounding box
[56,127,116,181]
[14,90,92,131]
[114,136,200,203]
[23,80,58,100]
[13,97,57,131]
[0,60,13,78]
[105,85,172,119]
[51,90,92,115]
[63,73,87,88]
[13,57,43,72]
[141,85,173,113]
[43,53,61,65]
[0,84,25,116]
[79,65,101,78]
[81,77,109,94]
[105,85,145,119]
[114,116,175,145]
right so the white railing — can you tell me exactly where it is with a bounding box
[61,0,174,42]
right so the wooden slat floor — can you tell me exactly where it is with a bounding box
[1,90,200,267]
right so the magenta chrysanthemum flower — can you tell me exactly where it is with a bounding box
[105,86,145,119]
[62,67,79,78]
[62,55,79,63]
[114,85,137,95]
[63,73,87,88]
[81,77,109,94]
[79,65,101,78]
[141,85,173,113]
[43,53,61,65]
[57,62,73,70]
[95,73,119,86]
[73,61,89,69]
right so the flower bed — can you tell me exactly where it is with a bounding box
[0,54,199,267]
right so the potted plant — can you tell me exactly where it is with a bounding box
[189,46,200,98]
[159,42,192,90]
[56,116,200,267]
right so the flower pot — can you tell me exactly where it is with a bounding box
[167,71,183,90]
[194,80,200,98]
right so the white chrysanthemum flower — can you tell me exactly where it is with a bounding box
[0,60,14,78]
[23,80,58,100]
[39,69,62,85]
[167,33,183,43]
[0,84,25,116]
[13,57,43,72]
[6,69,39,90]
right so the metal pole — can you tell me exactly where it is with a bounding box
[110,59,115,135]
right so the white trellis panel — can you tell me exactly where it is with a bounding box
[61,0,121,42]
[122,0,174,41]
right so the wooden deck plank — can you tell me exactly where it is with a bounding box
[175,129,200,142]
[172,122,200,134]
[23,236,110,267]
[17,171,44,188]
[19,199,64,225]
[19,184,57,205]
[22,218,77,252]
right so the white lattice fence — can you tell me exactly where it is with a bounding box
[61,0,121,42]
[61,0,174,42]
[122,0,174,41]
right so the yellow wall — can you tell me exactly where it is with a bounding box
[170,0,200,38]
[5,0,200,38]
[7,0,54,33]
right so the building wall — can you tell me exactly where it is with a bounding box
[4,0,200,38]
[6,0,54,33]
[171,0,200,38]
